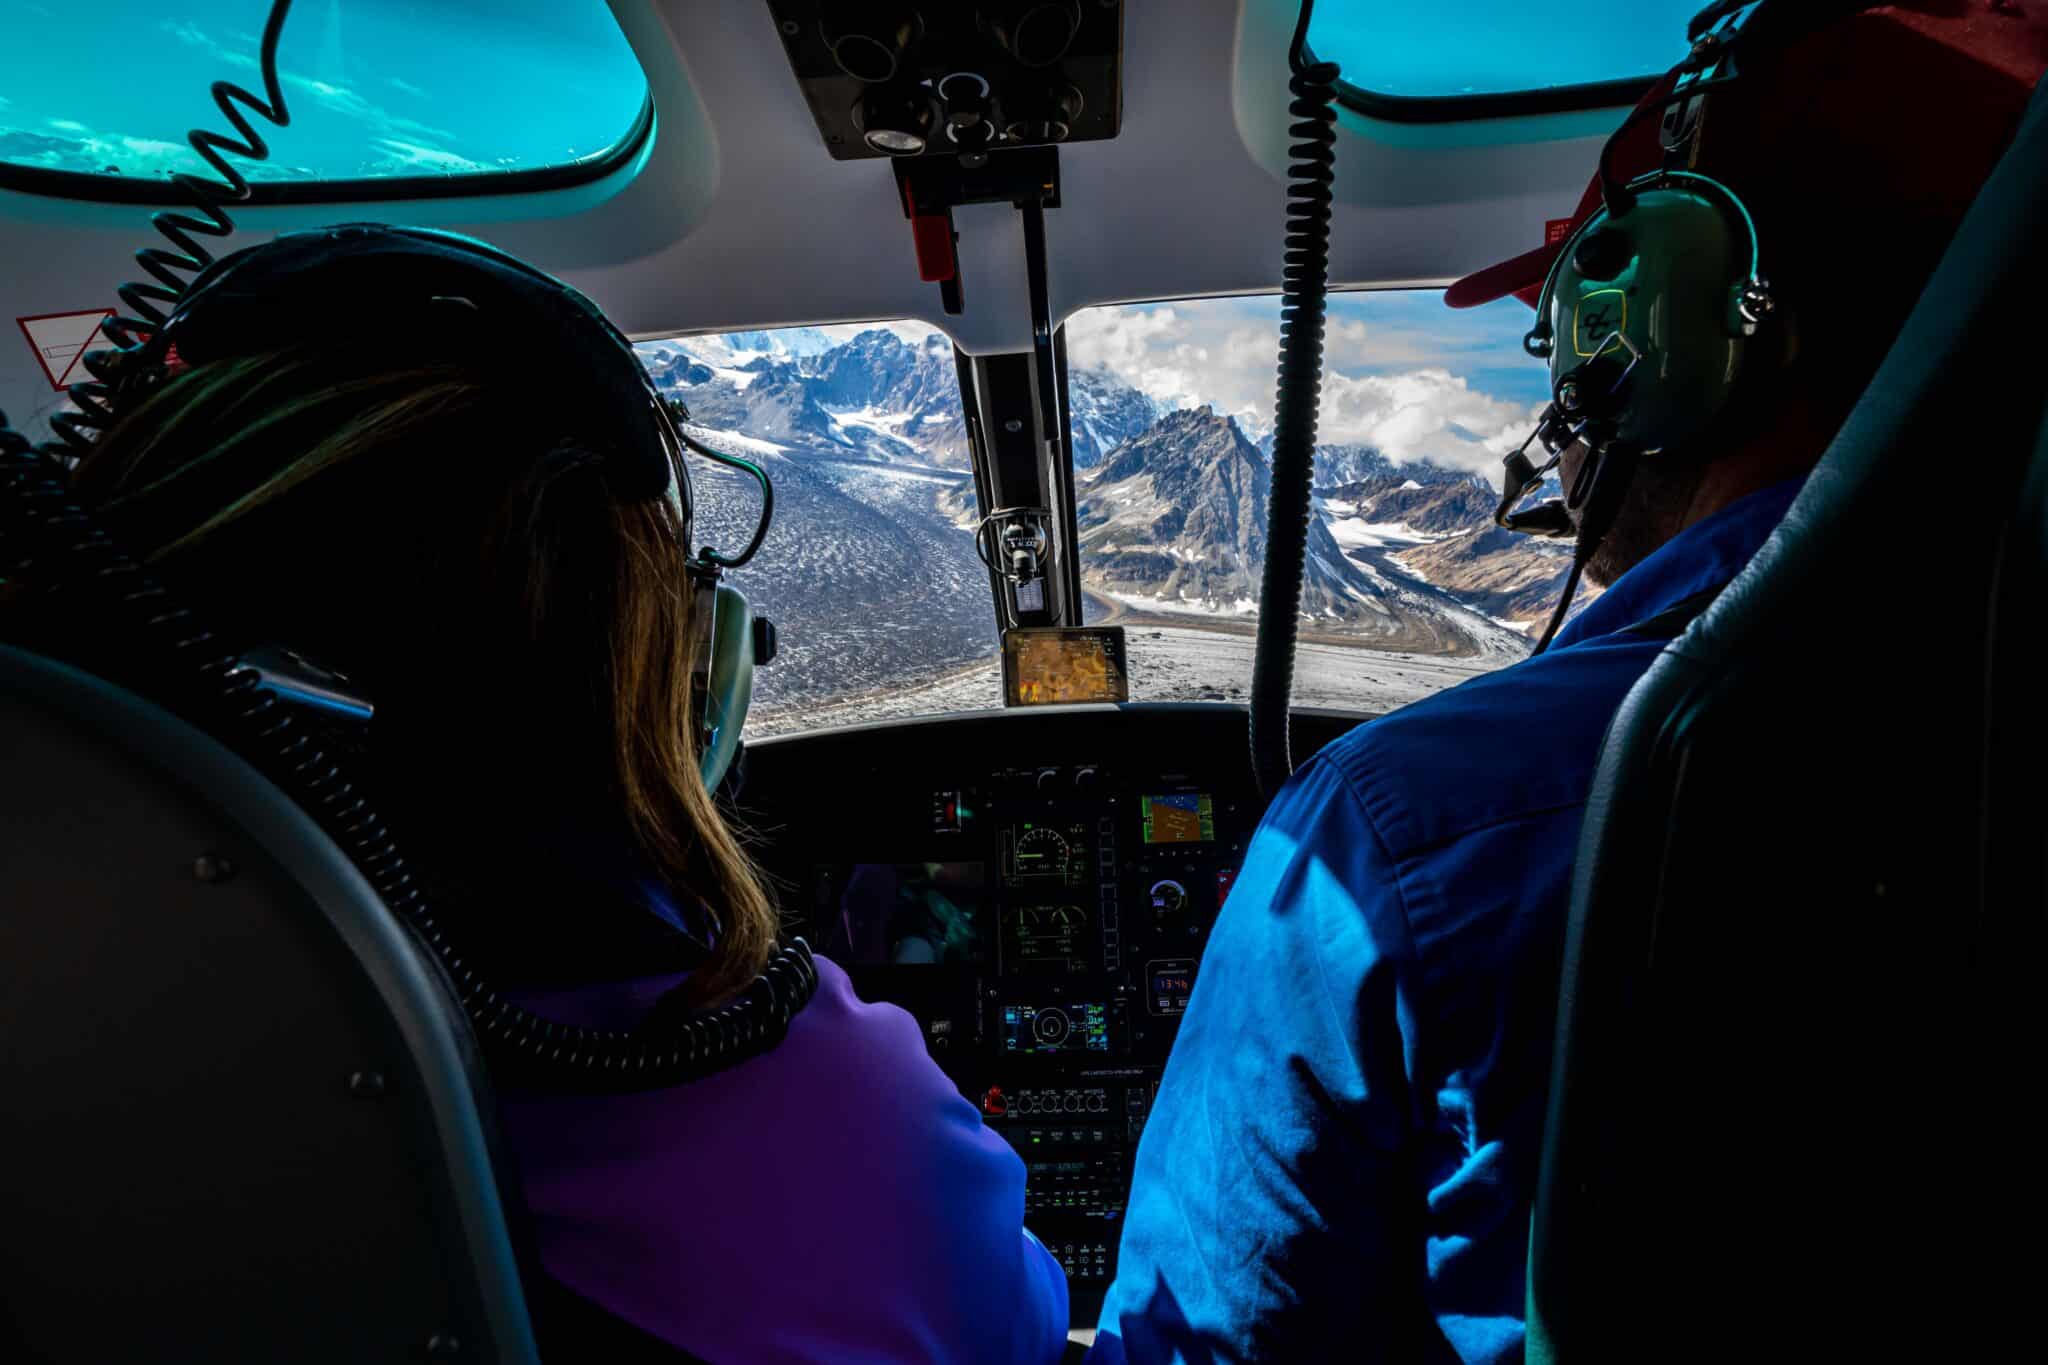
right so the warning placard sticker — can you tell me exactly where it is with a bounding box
[17,310,115,391]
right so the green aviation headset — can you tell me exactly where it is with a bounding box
[1495,0,1796,648]
[116,223,777,791]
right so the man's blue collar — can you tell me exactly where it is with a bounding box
[1546,478,1805,652]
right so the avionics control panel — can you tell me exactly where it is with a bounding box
[744,706,1367,1324]
[792,761,1253,1317]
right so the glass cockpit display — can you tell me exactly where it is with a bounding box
[1002,1002,1110,1054]
[1003,820,1091,886]
[1002,627,1130,706]
[1002,902,1091,974]
[812,862,989,966]
[1140,792,1214,844]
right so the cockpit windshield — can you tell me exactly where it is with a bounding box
[654,290,1583,737]
[638,323,997,736]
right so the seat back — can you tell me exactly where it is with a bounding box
[1527,81,2048,1361]
[0,645,540,1364]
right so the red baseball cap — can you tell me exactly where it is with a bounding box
[1445,2,2048,311]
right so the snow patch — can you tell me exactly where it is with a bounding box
[680,422,785,457]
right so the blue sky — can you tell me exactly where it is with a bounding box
[1310,0,1698,98]
[0,1,646,182]
[1066,289,1547,480]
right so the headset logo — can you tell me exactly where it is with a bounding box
[1572,289,1628,358]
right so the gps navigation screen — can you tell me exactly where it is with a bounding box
[1002,627,1130,706]
[1141,793,1215,844]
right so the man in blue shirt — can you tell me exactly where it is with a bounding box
[1093,6,2044,1361]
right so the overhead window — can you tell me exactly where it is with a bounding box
[0,0,648,192]
[1312,0,1698,107]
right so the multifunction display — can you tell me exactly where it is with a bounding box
[1003,820,1092,886]
[1002,1002,1110,1054]
[1141,792,1215,844]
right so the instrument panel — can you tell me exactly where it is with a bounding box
[801,763,1248,1304]
[742,706,1360,1323]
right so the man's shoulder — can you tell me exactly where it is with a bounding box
[1308,632,1670,861]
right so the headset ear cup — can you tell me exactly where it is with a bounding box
[696,580,756,792]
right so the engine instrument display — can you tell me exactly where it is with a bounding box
[1003,1002,1111,1054]
[1003,821,1090,886]
[1141,792,1215,844]
[1003,902,1091,973]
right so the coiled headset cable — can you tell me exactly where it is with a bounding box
[46,0,297,462]
[1250,0,1339,798]
[0,427,818,1091]
[2,0,818,1090]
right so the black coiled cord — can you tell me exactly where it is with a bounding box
[6,0,819,1089]
[0,428,819,1091]
[1250,0,1339,799]
[45,0,296,461]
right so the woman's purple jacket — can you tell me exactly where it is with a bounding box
[499,954,1070,1363]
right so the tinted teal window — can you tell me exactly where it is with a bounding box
[1313,1,1700,100]
[0,1,648,186]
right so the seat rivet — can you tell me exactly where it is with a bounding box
[192,853,236,884]
[426,1332,462,1358]
[348,1070,388,1098]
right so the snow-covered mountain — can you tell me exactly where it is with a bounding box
[1080,407,1527,657]
[1251,434,1485,492]
[636,327,1563,718]
[1068,366,1161,468]
[649,327,971,469]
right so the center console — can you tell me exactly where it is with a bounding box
[741,705,1361,1322]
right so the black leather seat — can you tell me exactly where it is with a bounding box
[0,645,541,1363]
[1526,79,2048,1362]
[0,639,738,1363]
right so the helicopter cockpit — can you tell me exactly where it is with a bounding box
[3,2,2044,1362]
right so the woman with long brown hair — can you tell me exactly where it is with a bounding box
[46,224,1068,1363]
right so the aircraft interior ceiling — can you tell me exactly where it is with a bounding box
[0,0,1618,426]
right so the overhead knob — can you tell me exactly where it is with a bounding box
[979,1,1083,68]
[821,3,925,83]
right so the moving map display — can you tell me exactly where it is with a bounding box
[1003,627,1130,706]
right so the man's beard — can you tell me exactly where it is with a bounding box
[1582,451,1711,587]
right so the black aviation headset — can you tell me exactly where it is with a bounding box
[1493,0,1860,651]
[0,221,818,1090]
[115,222,778,793]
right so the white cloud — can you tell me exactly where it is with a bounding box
[1317,370,1540,478]
[366,138,486,175]
[1066,297,1542,483]
[158,18,467,173]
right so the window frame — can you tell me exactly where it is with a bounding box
[0,91,653,206]
[1316,42,1659,124]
